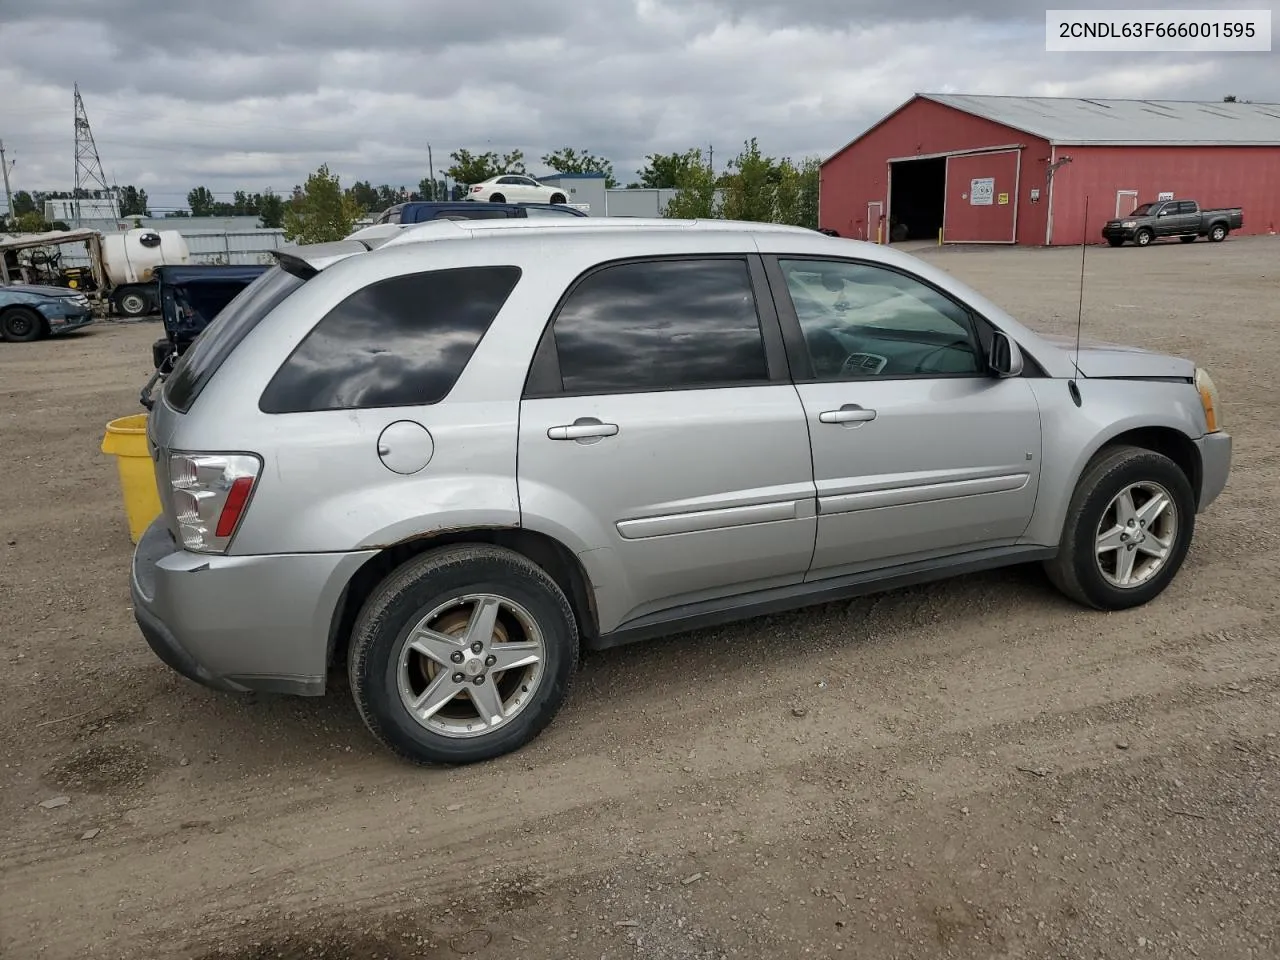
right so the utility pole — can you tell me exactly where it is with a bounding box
[427,144,436,200]
[708,144,714,173]
[0,140,14,226]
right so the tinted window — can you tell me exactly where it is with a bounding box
[165,266,306,413]
[424,207,511,222]
[1178,201,1197,214]
[260,266,521,413]
[780,259,982,379]
[523,206,581,218]
[551,258,768,394]
[1132,203,1154,216]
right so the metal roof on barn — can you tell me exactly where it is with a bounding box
[921,93,1280,146]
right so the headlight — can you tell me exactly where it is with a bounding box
[1195,367,1222,433]
[1121,221,1136,228]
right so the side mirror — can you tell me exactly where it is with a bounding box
[989,330,1024,378]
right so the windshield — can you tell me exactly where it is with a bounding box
[163,265,306,413]
[1130,203,1154,216]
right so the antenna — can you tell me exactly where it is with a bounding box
[1067,195,1088,408]
[73,83,110,226]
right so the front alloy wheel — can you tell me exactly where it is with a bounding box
[1043,445,1195,610]
[1094,481,1178,589]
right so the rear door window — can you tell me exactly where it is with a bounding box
[259,265,521,413]
[164,266,306,413]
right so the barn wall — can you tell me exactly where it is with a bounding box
[1050,145,1280,245]
[820,97,1053,246]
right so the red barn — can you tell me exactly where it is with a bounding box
[819,94,1280,246]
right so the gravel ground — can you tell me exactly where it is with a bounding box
[1,235,1277,960]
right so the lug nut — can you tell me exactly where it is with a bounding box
[450,650,465,664]
[473,676,486,685]
[471,641,484,654]
[485,655,497,667]
[452,672,464,683]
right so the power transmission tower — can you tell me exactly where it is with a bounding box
[73,83,110,225]
[0,141,15,226]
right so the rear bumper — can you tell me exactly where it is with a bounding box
[130,517,377,696]
[1195,431,1232,512]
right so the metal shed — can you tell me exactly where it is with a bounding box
[820,94,1280,246]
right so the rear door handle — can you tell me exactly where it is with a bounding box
[819,404,877,425]
[547,418,619,441]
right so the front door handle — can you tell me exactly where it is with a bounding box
[819,404,877,425]
[547,417,619,442]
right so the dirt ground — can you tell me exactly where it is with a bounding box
[2,236,1278,960]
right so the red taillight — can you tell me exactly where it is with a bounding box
[470,185,482,192]
[215,476,256,538]
[169,453,261,553]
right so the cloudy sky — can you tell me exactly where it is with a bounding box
[0,0,1273,212]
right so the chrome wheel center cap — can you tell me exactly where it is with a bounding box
[462,656,486,678]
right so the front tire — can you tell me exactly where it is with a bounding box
[1134,228,1154,247]
[1107,238,1124,248]
[348,545,579,765]
[0,306,45,343]
[1043,445,1196,611]
[550,193,567,204]
[1208,224,1228,242]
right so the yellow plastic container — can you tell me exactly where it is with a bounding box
[101,413,163,543]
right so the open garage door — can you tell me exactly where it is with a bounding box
[943,150,1020,243]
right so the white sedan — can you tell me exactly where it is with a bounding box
[466,174,568,205]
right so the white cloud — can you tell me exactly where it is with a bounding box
[0,0,1271,211]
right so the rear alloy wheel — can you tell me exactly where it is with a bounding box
[1044,445,1195,611]
[1209,224,1228,242]
[488,193,506,203]
[1134,229,1154,247]
[0,306,45,343]
[348,545,578,765]
[550,193,567,204]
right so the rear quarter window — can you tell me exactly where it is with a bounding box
[258,265,521,413]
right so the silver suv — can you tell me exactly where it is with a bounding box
[133,218,1231,764]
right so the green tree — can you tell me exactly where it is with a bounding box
[256,190,285,229]
[13,190,37,216]
[771,157,821,229]
[282,164,362,243]
[720,138,776,223]
[346,180,381,213]
[117,185,150,217]
[501,149,527,175]
[541,147,617,187]
[446,149,503,186]
[637,149,703,189]
[662,149,720,219]
[187,186,216,217]
[13,210,49,232]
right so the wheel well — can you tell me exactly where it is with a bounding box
[1098,427,1202,500]
[327,528,599,670]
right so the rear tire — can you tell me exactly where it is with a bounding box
[114,288,151,318]
[489,193,506,203]
[0,306,45,343]
[550,193,567,204]
[1208,224,1228,242]
[348,545,579,765]
[1043,445,1196,611]
[1134,229,1154,247]
[1179,235,1197,244]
